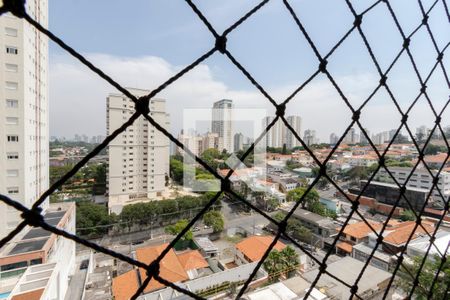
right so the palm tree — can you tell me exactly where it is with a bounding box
[281,246,300,277]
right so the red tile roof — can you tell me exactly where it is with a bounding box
[177,250,209,271]
[236,235,286,262]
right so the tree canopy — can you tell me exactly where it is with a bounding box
[165,219,193,241]
[203,210,225,233]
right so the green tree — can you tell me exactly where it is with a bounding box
[397,255,450,300]
[263,246,300,281]
[203,210,225,233]
[285,159,302,170]
[165,219,193,241]
[286,187,320,209]
[399,209,416,221]
[76,202,115,236]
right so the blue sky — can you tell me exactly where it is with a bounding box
[48,0,449,141]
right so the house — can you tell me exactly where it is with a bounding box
[281,206,337,248]
[235,236,286,264]
[193,237,219,259]
[336,221,382,256]
[351,221,435,270]
[277,178,300,193]
[407,230,450,259]
[112,244,208,300]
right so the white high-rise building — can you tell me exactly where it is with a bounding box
[107,89,170,214]
[0,2,49,238]
[263,115,302,149]
[285,115,302,149]
[304,129,318,146]
[234,132,244,152]
[212,99,233,153]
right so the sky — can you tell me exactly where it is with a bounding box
[48,0,449,142]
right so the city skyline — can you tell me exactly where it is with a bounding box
[47,0,449,142]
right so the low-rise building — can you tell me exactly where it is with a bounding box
[281,206,337,246]
[0,203,76,300]
[235,236,286,264]
[336,221,382,256]
[112,243,209,300]
[406,229,450,259]
[302,256,392,299]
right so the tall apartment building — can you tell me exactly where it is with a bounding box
[212,99,233,153]
[303,129,319,146]
[234,133,244,152]
[285,115,302,148]
[376,166,450,205]
[0,1,49,238]
[343,128,360,144]
[107,89,170,214]
[330,133,339,145]
[263,115,302,149]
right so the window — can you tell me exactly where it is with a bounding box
[7,169,18,177]
[7,187,19,194]
[5,81,18,90]
[5,27,17,37]
[6,117,18,125]
[7,135,19,142]
[5,63,18,72]
[6,46,18,54]
[30,258,42,265]
[6,99,18,108]
[7,152,18,160]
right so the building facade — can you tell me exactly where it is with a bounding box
[107,89,170,214]
[234,132,244,152]
[211,99,233,153]
[285,115,302,149]
[0,1,49,238]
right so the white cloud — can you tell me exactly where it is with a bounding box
[49,53,443,143]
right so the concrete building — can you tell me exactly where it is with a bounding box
[302,256,391,299]
[343,128,359,144]
[0,0,49,238]
[0,203,76,299]
[212,99,233,153]
[375,166,450,205]
[234,132,244,152]
[263,116,284,148]
[351,180,429,211]
[107,89,170,214]
[303,129,318,146]
[329,133,339,145]
[285,115,302,149]
[262,115,301,149]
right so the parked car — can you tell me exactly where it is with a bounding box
[131,240,144,245]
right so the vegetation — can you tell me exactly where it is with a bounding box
[203,210,225,233]
[165,219,193,241]
[423,144,447,155]
[263,246,300,281]
[273,212,313,243]
[76,202,116,236]
[399,209,416,221]
[267,146,292,154]
[286,187,319,209]
[397,255,450,300]
[285,159,303,170]
[49,162,107,201]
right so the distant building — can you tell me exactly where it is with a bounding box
[375,166,450,205]
[350,180,429,211]
[303,129,319,146]
[285,115,302,148]
[107,89,170,214]
[343,128,359,144]
[212,99,233,152]
[330,133,339,145]
[234,132,244,152]
[262,115,302,149]
[360,128,370,144]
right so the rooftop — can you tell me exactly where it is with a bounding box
[407,230,450,257]
[236,235,286,262]
[342,221,382,240]
[112,244,208,300]
[302,256,391,299]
